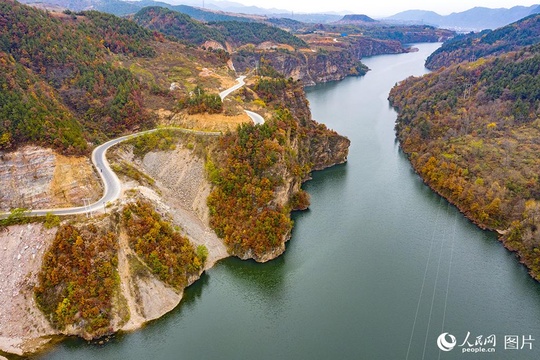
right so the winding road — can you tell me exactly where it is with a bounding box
[1,75,263,218]
[219,75,246,101]
[219,76,265,125]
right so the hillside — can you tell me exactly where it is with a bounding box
[425,14,540,70]
[132,6,226,46]
[0,2,159,154]
[336,14,377,24]
[132,7,307,49]
[0,2,352,355]
[0,52,86,153]
[0,2,255,155]
[303,23,454,44]
[387,5,540,31]
[389,44,540,280]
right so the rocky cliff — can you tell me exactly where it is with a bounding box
[232,37,406,85]
[0,146,101,211]
[204,74,350,262]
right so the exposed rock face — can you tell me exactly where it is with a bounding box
[0,146,101,211]
[348,37,407,59]
[308,128,351,171]
[0,224,58,356]
[0,147,56,210]
[140,147,229,267]
[233,37,406,85]
[113,144,229,269]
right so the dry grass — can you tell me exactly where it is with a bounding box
[118,41,237,112]
[165,112,252,132]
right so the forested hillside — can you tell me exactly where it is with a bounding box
[132,6,225,46]
[389,44,540,279]
[132,7,307,49]
[0,52,86,153]
[207,68,349,260]
[425,14,540,70]
[0,1,157,154]
[306,23,454,44]
[211,21,308,49]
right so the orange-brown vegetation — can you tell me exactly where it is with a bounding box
[390,44,540,280]
[35,222,119,337]
[122,200,205,289]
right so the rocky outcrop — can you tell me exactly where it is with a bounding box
[0,224,58,356]
[0,146,101,211]
[348,37,407,59]
[0,147,56,211]
[308,128,351,171]
[232,37,406,85]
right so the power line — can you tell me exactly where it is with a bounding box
[406,197,443,360]
[422,203,450,360]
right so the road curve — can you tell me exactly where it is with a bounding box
[219,76,246,101]
[1,76,262,218]
[0,128,219,218]
[244,110,265,125]
[220,76,265,125]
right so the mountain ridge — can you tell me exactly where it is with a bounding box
[425,13,540,69]
[387,5,540,31]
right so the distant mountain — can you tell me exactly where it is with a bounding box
[200,0,289,15]
[387,5,540,31]
[20,0,137,12]
[425,14,540,69]
[21,0,344,24]
[336,14,377,24]
[270,13,342,24]
[386,10,442,25]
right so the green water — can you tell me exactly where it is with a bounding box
[40,43,540,360]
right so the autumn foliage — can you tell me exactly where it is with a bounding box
[122,200,204,289]
[0,2,155,153]
[390,44,540,279]
[426,14,540,70]
[206,119,295,259]
[35,224,119,337]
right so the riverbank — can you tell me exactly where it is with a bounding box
[32,42,540,360]
[0,141,230,357]
[389,46,540,282]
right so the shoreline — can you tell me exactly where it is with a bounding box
[397,147,540,281]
